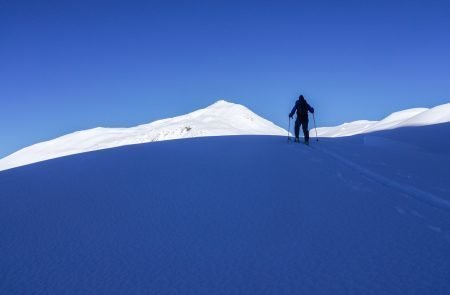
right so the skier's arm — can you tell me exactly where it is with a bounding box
[307,103,314,114]
[289,102,297,118]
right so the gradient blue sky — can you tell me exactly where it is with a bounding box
[1,0,450,157]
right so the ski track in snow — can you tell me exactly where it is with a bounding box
[1,135,450,294]
[286,136,450,248]
[314,144,450,211]
[305,137,450,249]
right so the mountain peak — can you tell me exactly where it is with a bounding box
[210,99,233,105]
[0,100,286,171]
[204,99,239,110]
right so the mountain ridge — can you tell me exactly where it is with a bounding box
[1,100,450,172]
[0,100,286,171]
[316,102,450,137]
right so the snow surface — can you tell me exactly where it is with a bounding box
[315,103,450,137]
[1,124,450,294]
[2,101,450,172]
[0,100,286,172]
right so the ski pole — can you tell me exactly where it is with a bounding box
[313,113,319,142]
[287,118,291,141]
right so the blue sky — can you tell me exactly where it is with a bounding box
[1,0,449,157]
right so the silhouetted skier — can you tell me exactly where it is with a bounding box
[289,95,314,144]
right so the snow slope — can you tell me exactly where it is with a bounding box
[1,126,450,294]
[316,103,450,137]
[0,100,286,172]
[3,101,449,172]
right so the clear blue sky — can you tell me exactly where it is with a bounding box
[1,0,449,158]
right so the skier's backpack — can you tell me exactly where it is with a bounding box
[296,99,308,120]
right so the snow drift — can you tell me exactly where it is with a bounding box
[0,100,286,171]
[316,102,450,137]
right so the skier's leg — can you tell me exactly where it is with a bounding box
[302,120,309,143]
[294,119,300,141]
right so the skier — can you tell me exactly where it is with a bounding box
[289,95,315,145]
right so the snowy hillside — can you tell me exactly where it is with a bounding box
[0,100,285,171]
[1,127,450,294]
[316,102,450,137]
[3,101,450,172]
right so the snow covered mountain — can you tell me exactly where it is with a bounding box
[2,101,450,172]
[1,130,450,294]
[316,102,450,137]
[1,101,450,294]
[0,100,286,172]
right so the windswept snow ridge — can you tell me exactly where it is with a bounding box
[2,101,449,172]
[0,100,286,171]
[316,103,450,137]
